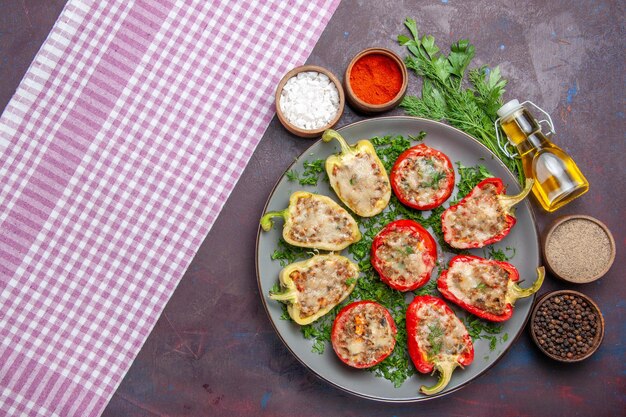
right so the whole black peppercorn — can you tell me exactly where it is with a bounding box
[532,292,602,361]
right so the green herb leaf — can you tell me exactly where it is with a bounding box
[421,35,440,57]
[397,34,412,46]
[286,170,299,182]
[408,132,426,142]
[404,17,419,40]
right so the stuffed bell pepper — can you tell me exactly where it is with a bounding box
[260,191,361,251]
[437,255,545,322]
[269,254,359,325]
[441,177,534,249]
[331,300,397,368]
[390,144,455,210]
[322,129,391,217]
[371,220,437,292]
[407,295,474,395]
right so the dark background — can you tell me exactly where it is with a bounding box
[2,1,624,416]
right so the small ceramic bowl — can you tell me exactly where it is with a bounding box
[542,215,616,284]
[530,290,604,363]
[275,65,344,138]
[344,47,408,114]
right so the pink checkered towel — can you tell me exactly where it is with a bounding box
[0,1,339,415]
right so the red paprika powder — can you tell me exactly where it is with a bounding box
[349,54,403,105]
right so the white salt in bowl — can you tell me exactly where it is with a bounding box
[275,65,344,138]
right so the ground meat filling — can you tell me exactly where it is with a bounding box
[334,303,395,366]
[288,196,354,246]
[291,258,357,319]
[374,230,433,287]
[394,155,452,207]
[331,152,390,215]
[416,304,470,360]
[443,183,507,247]
[447,260,510,315]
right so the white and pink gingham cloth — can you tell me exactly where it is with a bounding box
[0,1,339,416]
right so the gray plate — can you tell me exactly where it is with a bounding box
[255,116,539,402]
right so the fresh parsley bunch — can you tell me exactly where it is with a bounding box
[398,18,524,185]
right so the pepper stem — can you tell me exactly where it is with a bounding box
[269,287,298,302]
[322,129,353,154]
[498,178,535,214]
[420,361,458,396]
[508,266,545,302]
[260,209,289,231]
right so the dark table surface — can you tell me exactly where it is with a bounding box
[2,1,624,416]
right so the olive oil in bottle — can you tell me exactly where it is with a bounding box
[496,100,588,212]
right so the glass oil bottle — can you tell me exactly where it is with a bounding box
[495,100,588,212]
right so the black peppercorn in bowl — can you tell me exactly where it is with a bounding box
[530,290,604,362]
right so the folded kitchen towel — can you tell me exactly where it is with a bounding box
[0,0,339,415]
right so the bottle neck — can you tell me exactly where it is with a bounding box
[516,132,549,155]
[500,108,548,155]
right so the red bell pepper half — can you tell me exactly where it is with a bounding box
[331,300,397,369]
[390,144,455,210]
[406,295,474,395]
[371,219,437,292]
[437,255,545,322]
[441,177,534,249]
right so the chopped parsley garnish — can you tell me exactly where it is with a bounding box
[427,323,445,356]
[484,246,516,261]
[413,279,438,296]
[270,133,510,386]
[452,162,493,203]
[286,158,327,186]
[426,170,446,189]
[345,278,357,286]
[270,239,309,267]
[462,316,503,351]
[371,132,425,171]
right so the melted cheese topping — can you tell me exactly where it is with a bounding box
[333,303,395,366]
[330,152,390,216]
[442,184,507,248]
[393,154,452,206]
[446,259,509,315]
[291,257,358,318]
[374,230,434,287]
[288,196,354,246]
[416,303,470,360]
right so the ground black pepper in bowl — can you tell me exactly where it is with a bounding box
[530,290,604,362]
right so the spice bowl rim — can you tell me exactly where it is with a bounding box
[344,47,408,114]
[529,289,604,363]
[542,214,616,284]
[275,65,345,139]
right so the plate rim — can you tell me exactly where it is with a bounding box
[254,115,540,402]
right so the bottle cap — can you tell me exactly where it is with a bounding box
[497,99,522,118]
